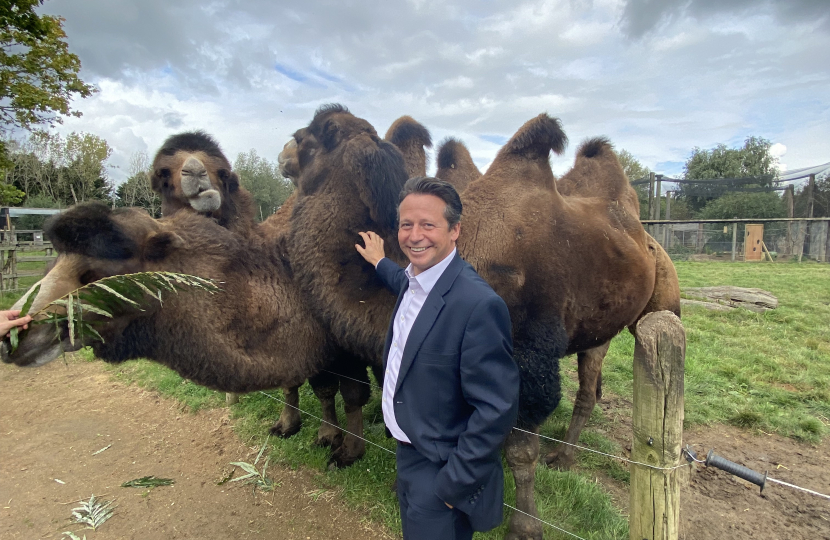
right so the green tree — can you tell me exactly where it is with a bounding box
[614,148,653,219]
[678,136,780,212]
[3,130,113,205]
[115,150,160,217]
[615,148,652,182]
[0,1,95,161]
[794,173,830,218]
[699,191,786,220]
[233,149,293,221]
[13,191,55,229]
[62,131,112,203]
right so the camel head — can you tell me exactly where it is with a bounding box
[280,104,408,233]
[151,131,238,219]
[0,203,236,369]
[277,138,300,184]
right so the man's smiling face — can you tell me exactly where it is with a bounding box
[397,193,460,276]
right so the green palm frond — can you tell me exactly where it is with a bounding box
[121,476,175,488]
[229,438,277,493]
[10,272,220,352]
[70,494,116,530]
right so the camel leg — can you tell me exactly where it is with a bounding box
[269,385,303,438]
[505,427,543,540]
[544,341,610,469]
[329,366,371,468]
[309,372,343,448]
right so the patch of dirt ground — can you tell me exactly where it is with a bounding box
[0,357,393,540]
[592,395,830,540]
[3,357,829,540]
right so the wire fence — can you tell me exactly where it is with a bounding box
[642,218,830,262]
[257,380,830,540]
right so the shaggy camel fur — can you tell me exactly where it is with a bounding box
[280,104,679,540]
[435,136,680,469]
[1,205,332,390]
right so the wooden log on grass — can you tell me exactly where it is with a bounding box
[630,311,685,540]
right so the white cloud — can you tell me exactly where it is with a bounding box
[28,0,830,188]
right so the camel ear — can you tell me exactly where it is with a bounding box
[351,140,408,232]
[45,203,138,260]
[320,118,342,151]
[144,231,185,262]
[224,170,240,193]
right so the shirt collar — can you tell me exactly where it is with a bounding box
[404,247,457,295]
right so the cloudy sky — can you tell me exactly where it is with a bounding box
[38,0,829,184]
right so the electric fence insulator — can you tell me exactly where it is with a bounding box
[705,450,768,492]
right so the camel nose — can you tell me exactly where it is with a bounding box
[181,156,211,197]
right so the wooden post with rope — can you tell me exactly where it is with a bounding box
[630,311,685,540]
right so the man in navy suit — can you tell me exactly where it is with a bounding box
[356,177,520,540]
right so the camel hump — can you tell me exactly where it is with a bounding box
[577,137,613,159]
[384,116,432,150]
[501,113,567,161]
[436,138,471,170]
[435,137,481,193]
[385,115,432,178]
[557,137,634,204]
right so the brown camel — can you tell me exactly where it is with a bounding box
[434,136,680,469]
[150,131,311,442]
[279,104,680,540]
[0,203,383,467]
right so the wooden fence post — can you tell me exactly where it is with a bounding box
[226,392,240,405]
[825,220,830,263]
[654,175,662,244]
[630,311,685,540]
[784,186,794,256]
[664,193,672,248]
[731,222,738,262]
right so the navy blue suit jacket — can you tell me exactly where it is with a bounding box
[377,253,520,531]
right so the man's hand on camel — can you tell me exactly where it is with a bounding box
[355,231,386,267]
[0,310,32,337]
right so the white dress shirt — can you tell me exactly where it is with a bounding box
[381,248,457,443]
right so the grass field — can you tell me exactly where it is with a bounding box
[5,260,829,539]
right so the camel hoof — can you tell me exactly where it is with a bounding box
[506,516,544,540]
[327,447,360,469]
[315,431,344,449]
[269,420,301,439]
[505,530,543,540]
[543,448,575,470]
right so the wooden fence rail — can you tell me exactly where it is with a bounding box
[0,228,56,291]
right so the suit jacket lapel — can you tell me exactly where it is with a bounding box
[394,253,464,394]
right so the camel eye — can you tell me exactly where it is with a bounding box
[79,270,101,286]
